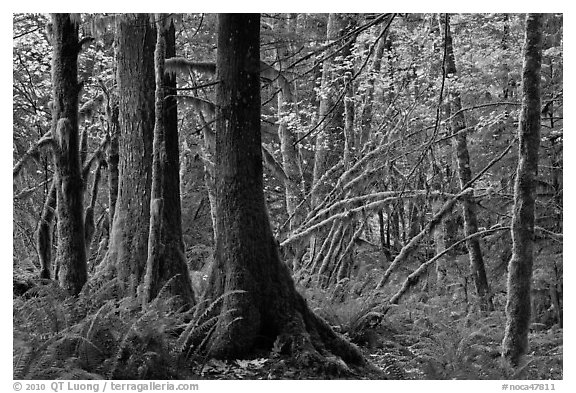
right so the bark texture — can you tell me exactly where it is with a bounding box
[51,13,87,295]
[202,14,366,370]
[143,16,195,307]
[502,13,543,366]
[107,102,119,228]
[37,180,57,279]
[101,14,155,296]
[445,14,493,311]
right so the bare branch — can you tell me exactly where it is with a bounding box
[13,131,54,178]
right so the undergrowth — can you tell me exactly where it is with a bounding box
[302,276,563,380]
[14,273,562,380]
[13,278,240,380]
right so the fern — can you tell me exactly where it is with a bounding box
[177,290,246,355]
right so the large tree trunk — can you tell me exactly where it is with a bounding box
[143,16,195,307]
[502,13,543,366]
[444,14,493,312]
[202,14,366,371]
[101,14,155,296]
[51,13,87,295]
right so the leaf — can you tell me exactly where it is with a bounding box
[235,359,250,368]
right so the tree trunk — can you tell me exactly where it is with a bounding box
[37,179,57,279]
[310,13,355,258]
[101,14,155,296]
[431,199,447,294]
[359,22,390,148]
[444,14,493,311]
[107,102,119,229]
[202,14,366,371]
[142,15,195,307]
[84,160,103,255]
[50,13,87,295]
[274,15,306,270]
[502,13,543,366]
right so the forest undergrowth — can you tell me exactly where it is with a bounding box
[13,259,562,380]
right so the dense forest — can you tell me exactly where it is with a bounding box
[13,13,562,380]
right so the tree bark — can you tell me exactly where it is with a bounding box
[431,199,447,294]
[143,15,195,307]
[502,13,543,366]
[201,14,366,370]
[101,14,155,296]
[37,179,57,279]
[444,14,493,311]
[50,13,87,295]
[107,102,119,229]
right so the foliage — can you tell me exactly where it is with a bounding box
[13,13,562,379]
[13,279,245,379]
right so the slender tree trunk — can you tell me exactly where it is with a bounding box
[359,23,389,148]
[84,160,103,255]
[201,14,366,371]
[311,13,355,207]
[107,102,119,229]
[143,16,195,307]
[502,13,543,366]
[310,13,355,258]
[274,15,306,269]
[37,179,57,279]
[343,73,355,169]
[101,14,155,296]
[51,13,87,295]
[431,199,447,294]
[444,14,493,311]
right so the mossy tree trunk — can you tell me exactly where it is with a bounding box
[50,13,87,295]
[502,13,543,366]
[202,14,366,370]
[101,14,155,296]
[142,15,195,307]
[107,102,119,229]
[444,14,493,312]
[37,179,57,279]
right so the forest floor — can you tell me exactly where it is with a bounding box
[13,273,562,380]
[163,322,562,380]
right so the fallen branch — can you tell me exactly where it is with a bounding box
[282,193,417,248]
[389,225,511,305]
[13,131,54,178]
[13,179,52,200]
[376,187,474,289]
[82,134,110,185]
